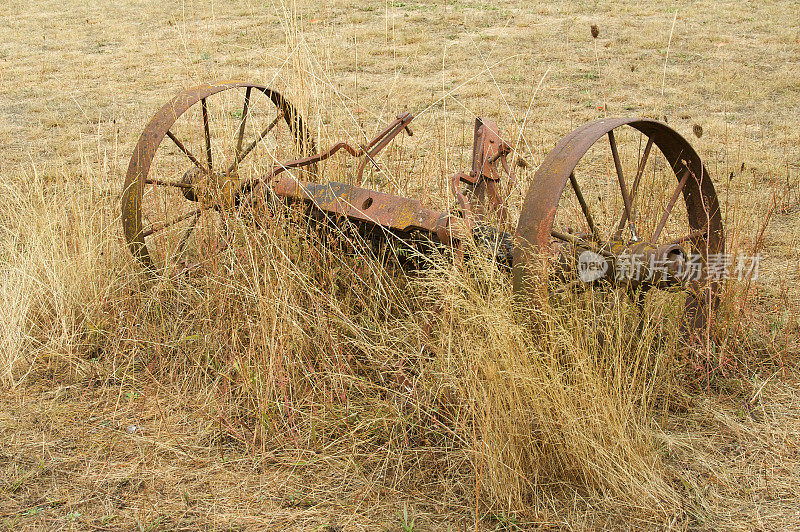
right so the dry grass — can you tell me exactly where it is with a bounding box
[1,0,799,529]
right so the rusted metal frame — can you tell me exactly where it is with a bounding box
[614,135,653,237]
[269,176,459,270]
[363,111,414,152]
[470,118,483,176]
[458,118,515,224]
[486,150,505,166]
[273,176,447,236]
[652,166,692,242]
[235,113,414,192]
[271,174,480,268]
[123,78,726,339]
[608,130,638,241]
[356,112,414,184]
[450,126,519,256]
[450,119,482,229]
[468,119,488,217]
[477,120,511,182]
[485,155,513,226]
[247,140,363,191]
[235,114,414,194]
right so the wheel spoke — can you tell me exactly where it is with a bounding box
[630,136,653,201]
[569,171,602,242]
[201,98,213,172]
[146,177,192,190]
[142,205,211,238]
[666,225,708,245]
[165,130,207,172]
[615,136,653,236]
[126,83,319,271]
[226,111,284,174]
[235,87,252,158]
[608,130,638,240]
[173,211,201,259]
[652,167,692,242]
[551,229,614,259]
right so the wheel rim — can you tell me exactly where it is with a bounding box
[513,118,724,330]
[121,81,316,270]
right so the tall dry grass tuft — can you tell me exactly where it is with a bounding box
[78,192,687,519]
[0,167,121,385]
[416,254,684,515]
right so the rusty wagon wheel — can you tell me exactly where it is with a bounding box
[121,81,316,271]
[512,118,724,331]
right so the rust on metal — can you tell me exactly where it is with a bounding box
[512,117,724,330]
[121,81,316,268]
[450,118,517,226]
[273,177,445,234]
[123,81,724,331]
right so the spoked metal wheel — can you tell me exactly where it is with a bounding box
[513,118,724,331]
[121,81,316,271]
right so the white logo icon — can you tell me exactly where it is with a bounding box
[578,250,608,282]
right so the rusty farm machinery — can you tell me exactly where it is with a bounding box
[122,81,724,330]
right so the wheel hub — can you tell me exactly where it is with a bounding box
[180,166,239,210]
[552,234,687,289]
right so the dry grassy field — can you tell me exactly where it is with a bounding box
[1,0,799,529]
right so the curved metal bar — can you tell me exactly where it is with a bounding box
[356,112,414,184]
[263,141,364,181]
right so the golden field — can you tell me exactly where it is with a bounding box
[1,0,799,529]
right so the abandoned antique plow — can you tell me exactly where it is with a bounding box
[122,81,724,329]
